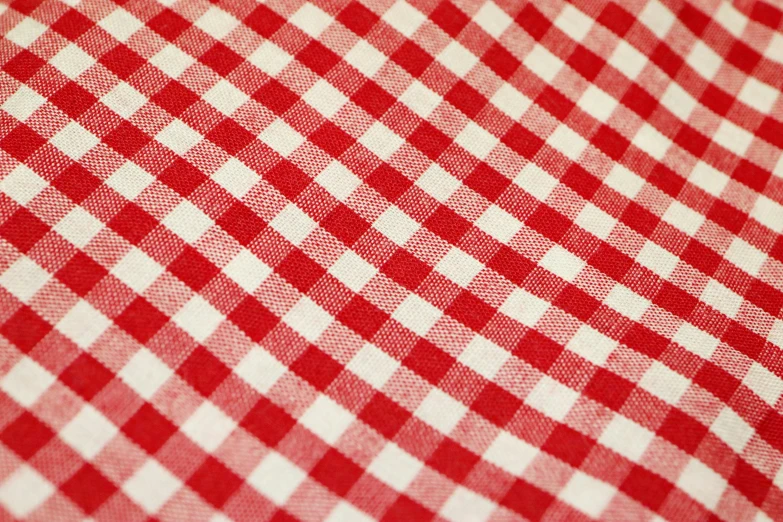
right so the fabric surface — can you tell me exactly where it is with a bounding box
[1,0,782,520]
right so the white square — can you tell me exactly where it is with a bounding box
[304,80,348,119]
[539,245,585,282]
[673,322,719,359]
[500,288,549,327]
[438,41,478,77]
[598,414,654,461]
[123,460,181,514]
[173,295,224,342]
[315,161,361,201]
[725,237,766,276]
[234,347,286,394]
[490,84,532,120]
[660,82,697,121]
[566,325,616,366]
[604,284,650,321]
[118,347,173,400]
[368,443,423,491]
[553,4,593,41]
[0,256,49,303]
[686,41,723,81]
[248,452,306,504]
[106,161,154,200]
[701,280,743,318]
[50,122,99,160]
[714,2,746,37]
[559,471,615,518]
[456,122,498,160]
[604,164,644,199]
[299,395,355,444]
[326,501,375,522]
[329,251,376,292]
[212,158,259,199]
[1,357,55,408]
[156,120,202,155]
[766,33,783,64]
[436,247,483,288]
[51,44,95,79]
[344,40,386,77]
[608,40,647,80]
[162,200,214,244]
[203,79,249,115]
[259,119,305,157]
[359,122,403,160]
[382,0,426,37]
[738,78,778,114]
[99,8,143,42]
[441,486,495,522]
[415,388,467,433]
[713,119,754,156]
[373,207,419,246]
[150,45,195,78]
[111,248,163,293]
[547,124,589,160]
[476,205,522,243]
[270,203,317,245]
[523,44,565,83]
[458,335,510,379]
[743,363,783,407]
[60,404,118,459]
[636,240,679,279]
[290,2,333,37]
[575,203,616,240]
[2,86,46,121]
[633,123,671,160]
[285,297,333,342]
[223,249,271,293]
[0,465,54,519]
[513,163,558,201]
[525,375,579,421]
[248,41,292,76]
[415,164,460,203]
[751,196,783,233]
[578,85,617,123]
[484,431,538,475]
[392,294,442,336]
[181,402,237,452]
[676,458,727,510]
[710,407,754,453]
[689,161,729,197]
[473,2,512,38]
[56,300,111,349]
[662,201,704,236]
[638,0,676,38]
[346,343,400,389]
[102,81,146,119]
[399,81,441,118]
[639,361,690,405]
[5,17,47,47]
[195,6,239,39]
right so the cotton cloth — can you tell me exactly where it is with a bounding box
[0,0,782,520]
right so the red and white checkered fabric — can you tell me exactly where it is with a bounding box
[1,0,782,519]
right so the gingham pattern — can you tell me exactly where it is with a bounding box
[0,0,782,520]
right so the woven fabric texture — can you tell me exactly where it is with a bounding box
[1,0,783,520]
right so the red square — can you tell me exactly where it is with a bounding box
[429,1,469,37]
[228,296,279,342]
[597,2,635,36]
[100,44,145,79]
[187,457,243,508]
[427,438,479,482]
[408,122,452,160]
[297,41,340,76]
[50,82,98,119]
[674,125,710,157]
[678,4,711,36]
[726,41,762,74]
[403,339,455,385]
[445,81,487,118]
[526,205,571,242]
[359,393,411,438]
[321,204,369,246]
[217,202,266,246]
[275,249,326,292]
[1,306,51,352]
[622,324,669,359]
[515,4,551,40]
[514,330,562,372]
[707,200,745,234]
[61,464,117,514]
[681,240,722,277]
[337,2,379,36]
[168,246,219,291]
[147,9,191,40]
[115,297,169,343]
[759,116,783,149]
[620,466,673,510]
[488,246,535,286]
[310,121,355,157]
[700,85,734,116]
[482,43,521,80]
[588,244,633,280]
[561,164,601,199]
[366,164,411,201]
[3,50,46,82]
[750,1,783,28]
[1,124,46,162]
[310,449,364,496]
[446,291,496,332]
[542,424,594,467]
[381,495,432,522]
[732,159,771,192]
[694,361,739,402]
[464,164,509,202]
[0,411,54,459]
[391,41,433,77]
[536,85,574,121]
[722,323,765,360]
[746,279,783,317]
[244,4,286,37]
[382,249,431,291]
[424,206,471,244]
[654,282,698,320]
[583,368,634,410]
[152,81,200,117]
[52,164,102,204]
[56,251,107,297]
[290,345,343,391]
[200,42,244,76]
[103,122,151,158]
[352,81,396,118]
[264,160,311,200]
[650,43,683,77]
[621,84,658,119]
[241,396,296,447]
[502,479,554,521]
[730,460,771,507]
[178,346,231,397]
[159,158,206,197]
[472,382,521,426]
[620,201,659,237]
[554,286,600,322]
[51,9,94,39]
[658,409,707,453]
[59,353,114,400]
[122,403,178,453]
[502,123,544,159]
[758,411,783,453]
[567,45,605,81]
[207,119,255,155]
[253,79,299,116]
[108,203,158,245]
[0,208,50,253]
[337,296,389,340]
[592,125,630,160]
